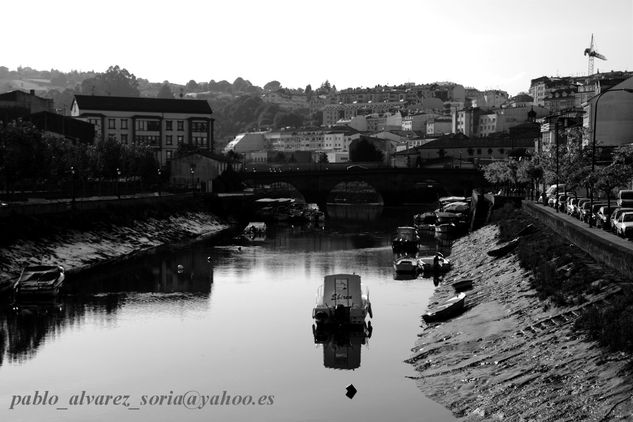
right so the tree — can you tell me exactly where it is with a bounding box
[157,83,175,99]
[80,65,140,97]
[594,163,629,210]
[264,80,281,91]
[185,80,199,92]
[272,111,303,129]
[305,84,313,101]
[349,139,384,162]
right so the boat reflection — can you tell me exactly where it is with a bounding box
[312,323,373,370]
[0,245,218,368]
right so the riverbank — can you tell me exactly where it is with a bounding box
[409,208,633,421]
[0,210,229,287]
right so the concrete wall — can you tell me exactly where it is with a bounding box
[523,201,633,279]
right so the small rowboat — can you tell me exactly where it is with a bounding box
[452,279,473,292]
[516,223,537,237]
[487,238,519,258]
[422,292,466,323]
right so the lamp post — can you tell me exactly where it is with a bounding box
[157,168,162,197]
[589,88,633,227]
[555,117,560,213]
[190,166,195,197]
[116,168,121,199]
[70,166,76,206]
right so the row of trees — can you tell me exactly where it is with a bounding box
[483,128,633,203]
[0,121,160,195]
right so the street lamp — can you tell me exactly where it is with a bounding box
[157,168,162,197]
[190,166,195,197]
[70,166,76,205]
[116,168,121,199]
[589,88,633,227]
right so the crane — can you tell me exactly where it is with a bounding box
[584,34,607,76]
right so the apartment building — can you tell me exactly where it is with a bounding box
[71,95,214,165]
[322,101,402,126]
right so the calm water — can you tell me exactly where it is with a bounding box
[0,210,456,422]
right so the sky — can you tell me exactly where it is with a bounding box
[3,0,633,95]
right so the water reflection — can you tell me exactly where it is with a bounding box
[0,243,218,368]
[312,323,373,370]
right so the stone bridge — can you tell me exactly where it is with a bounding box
[240,167,487,206]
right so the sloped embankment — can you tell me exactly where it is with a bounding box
[0,211,228,284]
[409,213,633,421]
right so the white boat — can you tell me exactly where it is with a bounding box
[312,274,372,326]
[417,253,452,273]
[15,265,65,296]
[393,256,420,275]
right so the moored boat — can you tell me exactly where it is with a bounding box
[393,256,421,275]
[422,292,466,323]
[487,238,520,258]
[417,253,452,273]
[312,274,372,326]
[452,279,473,292]
[392,226,420,254]
[15,265,65,297]
[414,212,437,235]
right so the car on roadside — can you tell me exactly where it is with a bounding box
[613,212,633,239]
[566,197,584,216]
[596,205,616,230]
[580,202,606,223]
[610,207,633,233]
[575,199,592,219]
[587,203,608,227]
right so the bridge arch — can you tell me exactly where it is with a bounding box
[327,179,384,205]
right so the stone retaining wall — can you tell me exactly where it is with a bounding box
[523,201,633,279]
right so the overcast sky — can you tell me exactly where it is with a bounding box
[3,0,632,95]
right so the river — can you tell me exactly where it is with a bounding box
[0,208,456,422]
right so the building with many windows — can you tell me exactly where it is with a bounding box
[71,95,214,165]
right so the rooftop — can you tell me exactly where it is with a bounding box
[73,95,213,115]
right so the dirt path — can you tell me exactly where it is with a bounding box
[410,225,633,421]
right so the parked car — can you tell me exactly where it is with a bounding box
[575,199,592,219]
[613,212,633,238]
[566,197,584,216]
[548,193,568,211]
[610,207,633,233]
[617,190,633,208]
[596,206,616,229]
[587,203,608,226]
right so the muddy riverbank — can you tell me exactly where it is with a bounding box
[410,209,633,421]
[0,210,229,287]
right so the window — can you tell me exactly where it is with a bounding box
[147,121,160,131]
[121,119,128,129]
[166,135,173,145]
[191,121,208,132]
[121,134,128,144]
[108,119,115,129]
[89,118,99,126]
[166,120,173,131]
[177,135,184,144]
[135,120,146,131]
[166,151,173,161]
[177,120,184,131]
[499,148,504,154]
[476,149,482,155]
